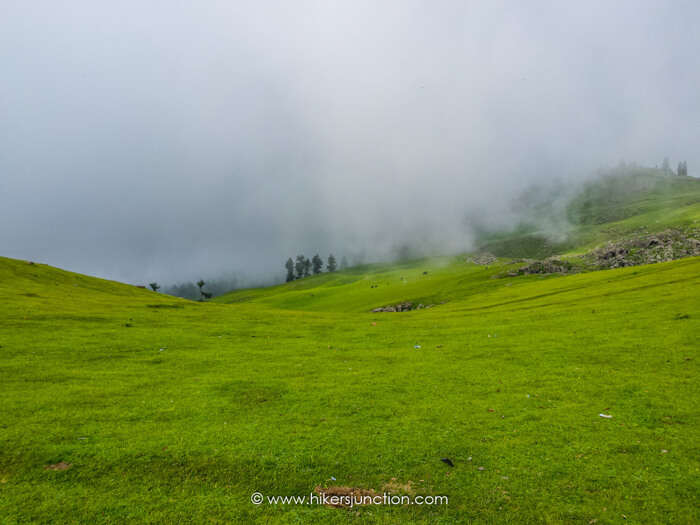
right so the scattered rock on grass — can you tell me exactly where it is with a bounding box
[467,253,498,265]
[502,257,581,277]
[372,302,412,313]
[371,301,443,313]
[584,229,700,269]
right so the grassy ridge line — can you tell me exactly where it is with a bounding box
[446,258,700,314]
[214,254,700,315]
[214,173,700,311]
[0,257,164,297]
[0,256,190,309]
[3,254,698,322]
[567,172,700,229]
[4,252,698,320]
[479,172,700,258]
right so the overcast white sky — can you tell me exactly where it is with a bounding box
[1,1,698,285]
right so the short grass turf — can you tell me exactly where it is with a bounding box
[0,255,698,524]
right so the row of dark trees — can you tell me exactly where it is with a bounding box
[661,157,689,176]
[152,280,212,300]
[159,278,240,301]
[285,254,348,282]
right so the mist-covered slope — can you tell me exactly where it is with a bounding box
[213,252,700,317]
[476,169,700,258]
[213,169,700,311]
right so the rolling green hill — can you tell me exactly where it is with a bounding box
[1,170,699,523]
[1,241,698,523]
[477,169,700,259]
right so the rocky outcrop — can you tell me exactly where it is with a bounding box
[584,229,700,269]
[371,301,447,313]
[372,302,413,313]
[503,257,581,277]
[495,228,700,278]
[467,253,498,265]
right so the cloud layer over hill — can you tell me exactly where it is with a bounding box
[1,1,698,285]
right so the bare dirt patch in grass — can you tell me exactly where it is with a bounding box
[44,462,71,471]
[314,478,415,508]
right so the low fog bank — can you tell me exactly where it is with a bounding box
[160,160,693,299]
[2,2,698,290]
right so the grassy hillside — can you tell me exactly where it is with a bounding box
[477,170,700,258]
[1,252,698,523]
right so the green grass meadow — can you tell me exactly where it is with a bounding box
[1,251,698,523]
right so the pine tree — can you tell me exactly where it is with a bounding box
[340,256,348,270]
[295,256,306,279]
[149,282,160,292]
[303,258,312,277]
[327,254,337,272]
[196,279,212,301]
[311,254,323,274]
[285,257,295,282]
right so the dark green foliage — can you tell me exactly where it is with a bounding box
[164,278,239,300]
[340,256,348,269]
[311,254,323,274]
[196,279,211,301]
[284,257,294,282]
[303,258,311,277]
[294,255,307,279]
[149,282,160,292]
[678,161,688,177]
[327,254,337,272]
